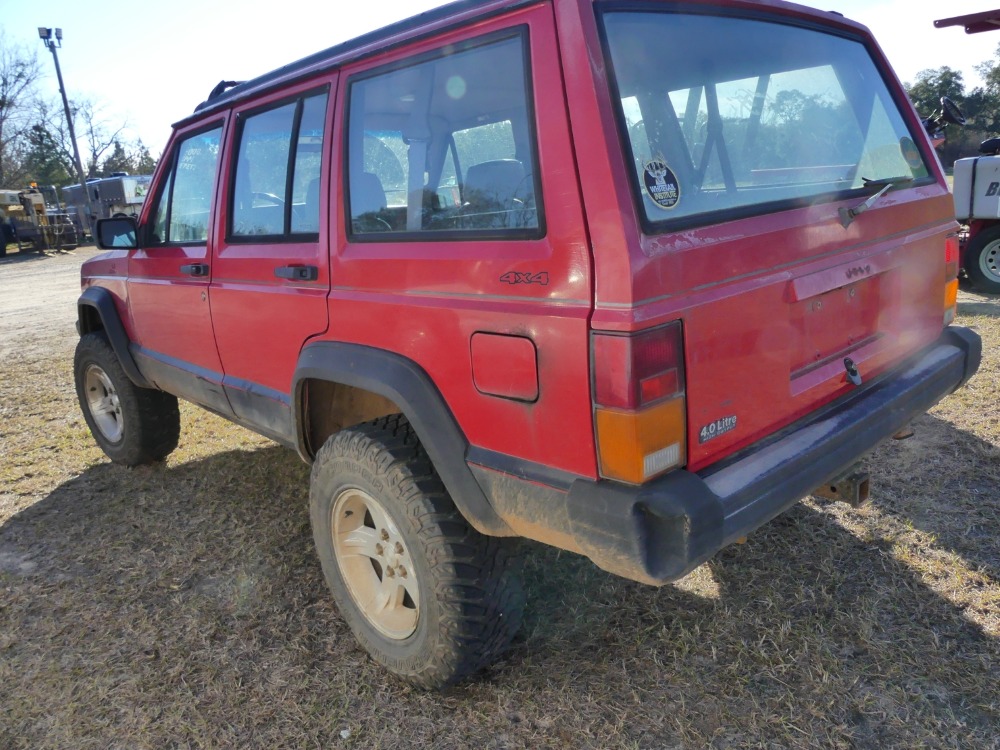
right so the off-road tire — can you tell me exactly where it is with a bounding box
[74,332,180,465]
[965,224,1000,294]
[310,414,524,689]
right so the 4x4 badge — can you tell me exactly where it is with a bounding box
[499,271,549,285]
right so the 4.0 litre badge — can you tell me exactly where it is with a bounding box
[699,415,737,444]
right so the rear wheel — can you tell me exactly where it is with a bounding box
[74,332,180,465]
[966,224,1000,294]
[310,415,524,688]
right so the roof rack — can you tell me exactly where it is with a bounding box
[200,80,244,107]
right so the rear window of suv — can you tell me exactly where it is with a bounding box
[601,11,931,231]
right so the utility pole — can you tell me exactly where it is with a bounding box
[38,27,94,240]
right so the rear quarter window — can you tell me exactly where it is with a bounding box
[345,30,543,240]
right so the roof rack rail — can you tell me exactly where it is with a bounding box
[195,80,245,112]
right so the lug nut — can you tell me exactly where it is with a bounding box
[375,543,384,556]
[394,542,404,554]
[386,567,396,578]
[398,566,407,578]
[380,529,390,541]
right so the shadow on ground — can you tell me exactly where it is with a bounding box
[1,419,997,749]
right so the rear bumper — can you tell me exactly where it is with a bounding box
[561,326,981,584]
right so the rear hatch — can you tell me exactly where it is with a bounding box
[597,4,953,472]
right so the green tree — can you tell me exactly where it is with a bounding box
[905,67,965,117]
[132,140,157,174]
[906,67,982,167]
[22,122,72,185]
[100,139,132,176]
[968,44,1000,136]
[975,43,1000,100]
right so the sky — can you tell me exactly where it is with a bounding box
[3,0,1000,161]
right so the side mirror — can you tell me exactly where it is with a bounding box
[95,216,138,250]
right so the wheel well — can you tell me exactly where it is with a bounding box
[78,303,103,335]
[293,341,511,535]
[303,379,400,458]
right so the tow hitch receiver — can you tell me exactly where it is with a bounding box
[812,466,871,508]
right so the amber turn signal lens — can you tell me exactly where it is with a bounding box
[944,278,959,326]
[595,397,686,484]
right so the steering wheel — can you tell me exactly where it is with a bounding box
[941,97,966,127]
[352,214,393,233]
[251,191,284,206]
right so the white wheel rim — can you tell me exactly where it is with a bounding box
[331,488,419,640]
[979,239,1000,284]
[84,364,123,442]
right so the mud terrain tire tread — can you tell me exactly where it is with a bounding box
[74,331,180,465]
[309,414,524,689]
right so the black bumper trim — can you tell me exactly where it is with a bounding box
[562,327,981,585]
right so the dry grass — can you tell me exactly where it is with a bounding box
[1,251,998,749]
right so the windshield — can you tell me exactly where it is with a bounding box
[601,11,930,229]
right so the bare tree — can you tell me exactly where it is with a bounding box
[76,99,127,177]
[40,96,129,179]
[0,34,42,186]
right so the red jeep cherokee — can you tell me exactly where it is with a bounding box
[75,0,981,687]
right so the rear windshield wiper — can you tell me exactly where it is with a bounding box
[840,176,914,228]
[861,175,915,189]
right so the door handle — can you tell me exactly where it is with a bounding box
[274,264,318,281]
[180,263,209,277]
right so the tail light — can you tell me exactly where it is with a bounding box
[592,322,686,484]
[944,234,960,326]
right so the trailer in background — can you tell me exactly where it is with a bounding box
[62,174,152,229]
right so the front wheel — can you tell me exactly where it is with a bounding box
[74,332,181,465]
[310,415,524,688]
[965,224,1000,294]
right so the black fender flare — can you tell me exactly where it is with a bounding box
[293,341,512,537]
[76,286,150,388]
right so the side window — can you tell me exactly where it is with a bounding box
[347,31,543,239]
[230,90,328,239]
[290,95,327,233]
[232,103,295,236]
[147,126,223,245]
[150,169,172,244]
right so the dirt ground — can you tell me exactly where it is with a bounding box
[0,245,998,749]
[0,245,89,360]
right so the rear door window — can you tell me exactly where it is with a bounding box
[346,31,543,239]
[229,90,328,239]
[601,11,931,230]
